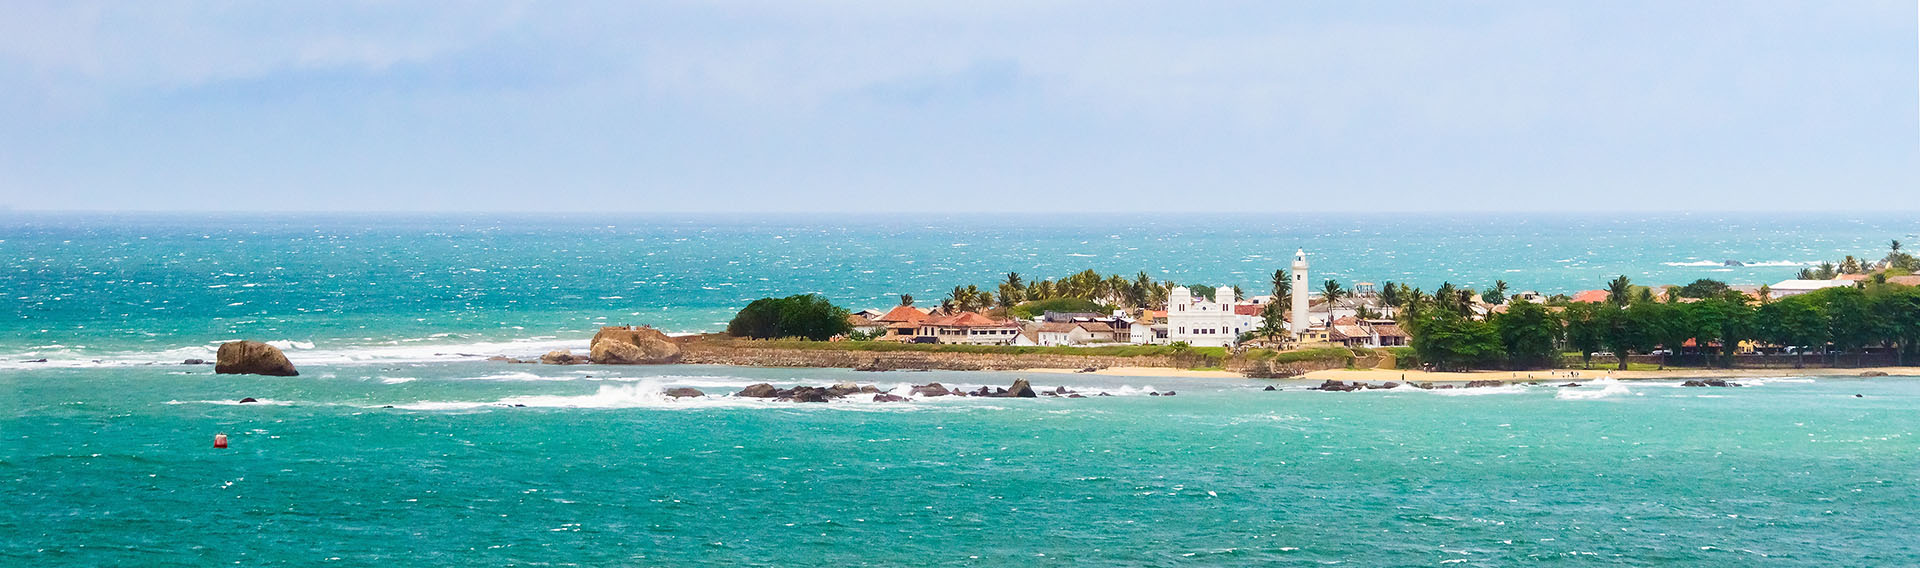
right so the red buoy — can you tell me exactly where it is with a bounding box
[214,433,228,449]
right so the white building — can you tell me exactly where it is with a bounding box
[1768,279,1853,299]
[1291,249,1311,338]
[1165,285,1256,347]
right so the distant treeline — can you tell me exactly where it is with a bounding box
[1405,276,1920,371]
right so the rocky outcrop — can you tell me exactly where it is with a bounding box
[540,350,584,365]
[1463,380,1504,388]
[1313,380,1361,392]
[590,326,681,364]
[873,393,907,402]
[1007,378,1037,398]
[214,341,298,376]
[664,387,705,398]
[1860,371,1890,377]
[1682,379,1738,387]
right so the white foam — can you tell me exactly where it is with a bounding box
[1427,384,1529,396]
[380,377,417,384]
[0,336,592,371]
[1556,382,1634,400]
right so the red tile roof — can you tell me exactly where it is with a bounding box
[927,311,1015,328]
[876,304,930,323]
[1571,290,1611,303]
[1233,305,1263,316]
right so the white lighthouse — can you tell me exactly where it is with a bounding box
[1291,249,1310,338]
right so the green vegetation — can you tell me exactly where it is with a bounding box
[1007,297,1113,320]
[1404,274,1920,371]
[726,294,853,341]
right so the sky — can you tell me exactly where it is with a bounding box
[0,1,1914,213]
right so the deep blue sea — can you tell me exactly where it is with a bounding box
[4,213,1919,565]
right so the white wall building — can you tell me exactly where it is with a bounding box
[1165,285,1256,347]
[1768,279,1853,299]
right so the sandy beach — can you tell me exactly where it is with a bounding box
[1301,367,1919,383]
[1017,366,1245,379]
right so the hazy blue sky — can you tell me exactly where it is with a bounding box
[0,1,1914,213]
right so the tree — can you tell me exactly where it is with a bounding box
[1271,269,1291,304]
[1484,280,1510,305]
[1679,279,1731,299]
[1640,301,1693,370]
[1493,300,1561,369]
[1815,286,1881,366]
[1380,281,1402,309]
[1755,297,1829,368]
[1599,303,1656,370]
[997,272,1025,308]
[1258,301,1288,343]
[1189,284,1217,303]
[727,294,853,341]
[1411,312,1503,371]
[1607,275,1633,307]
[1564,302,1606,369]
[900,294,914,306]
[1320,280,1345,322]
[1880,285,1920,364]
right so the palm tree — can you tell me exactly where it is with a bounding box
[1485,280,1509,305]
[1320,279,1345,323]
[1606,275,1632,307]
[1271,269,1291,304]
[900,294,914,306]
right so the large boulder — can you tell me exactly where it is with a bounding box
[1006,378,1037,398]
[540,350,584,365]
[589,334,681,364]
[214,341,298,376]
[910,383,952,397]
[664,387,705,398]
[736,383,780,398]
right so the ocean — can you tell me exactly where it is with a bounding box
[4,212,1919,565]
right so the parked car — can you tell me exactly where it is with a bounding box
[1590,351,1614,358]
[1650,349,1673,356]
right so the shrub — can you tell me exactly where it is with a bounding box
[726,294,853,341]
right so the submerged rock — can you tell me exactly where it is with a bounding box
[872,393,908,403]
[237,397,258,403]
[1463,380,1504,388]
[1682,379,1738,387]
[214,341,298,377]
[784,387,831,403]
[1263,385,1277,391]
[540,350,584,365]
[183,358,208,365]
[664,387,705,398]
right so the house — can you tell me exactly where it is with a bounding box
[872,304,932,341]
[846,314,885,336]
[1889,275,1920,287]
[1324,317,1410,348]
[1040,311,1134,343]
[1165,285,1256,347]
[918,311,1022,345]
[1511,290,1546,304]
[1768,279,1853,299]
[1036,321,1120,346]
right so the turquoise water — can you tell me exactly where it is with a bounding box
[6,366,1917,565]
[5,213,1920,565]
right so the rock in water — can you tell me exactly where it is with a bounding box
[1861,371,1889,377]
[589,337,681,365]
[872,393,908,403]
[1007,378,1037,398]
[237,397,258,403]
[540,350,583,365]
[214,341,298,376]
[736,383,780,398]
[1262,385,1277,391]
[590,326,683,364]
[664,387,705,398]
[182,358,207,365]
[910,383,952,397]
